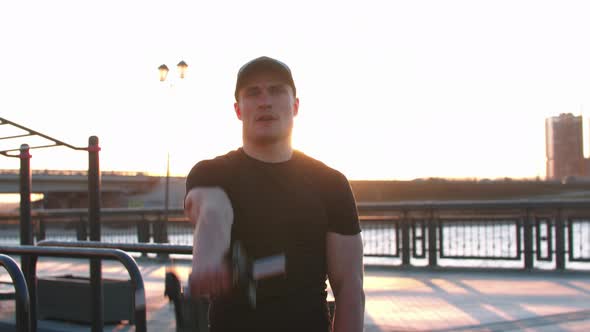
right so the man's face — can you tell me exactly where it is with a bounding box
[234,71,299,145]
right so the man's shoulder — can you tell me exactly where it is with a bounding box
[295,150,328,168]
[187,149,243,180]
[192,149,241,168]
[294,150,347,180]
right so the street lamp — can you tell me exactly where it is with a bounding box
[155,60,188,247]
[158,60,188,82]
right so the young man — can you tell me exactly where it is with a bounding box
[185,56,365,332]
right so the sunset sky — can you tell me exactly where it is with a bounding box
[1,0,590,180]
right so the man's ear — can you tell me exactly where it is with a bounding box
[234,102,242,120]
[293,97,300,117]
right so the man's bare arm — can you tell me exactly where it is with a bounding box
[326,232,365,332]
[185,187,234,297]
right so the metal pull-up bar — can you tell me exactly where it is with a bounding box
[0,117,85,155]
[0,117,103,332]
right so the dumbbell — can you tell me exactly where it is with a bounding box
[165,242,286,331]
[230,241,286,308]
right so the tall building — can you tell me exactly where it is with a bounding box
[545,113,585,180]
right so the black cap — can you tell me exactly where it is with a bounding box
[234,56,296,101]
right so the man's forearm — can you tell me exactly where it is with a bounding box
[188,199,233,296]
[192,208,232,267]
[333,283,365,332]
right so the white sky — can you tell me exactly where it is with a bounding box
[1,0,589,180]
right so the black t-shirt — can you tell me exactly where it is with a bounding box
[186,148,360,332]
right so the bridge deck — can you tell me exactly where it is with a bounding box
[1,258,589,331]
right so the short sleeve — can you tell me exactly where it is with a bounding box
[185,158,229,196]
[325,171,361,235]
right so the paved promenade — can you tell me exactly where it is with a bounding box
[1,257,590,331]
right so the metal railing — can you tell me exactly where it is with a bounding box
[0,245,146,332]
[37,240,192,255]
[356,199,590,269]
[0,254,30,332]
[1,199,590,270]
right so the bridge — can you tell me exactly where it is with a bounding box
[0,170,161,208]
[4,169,590,209]
[0,170,158,194]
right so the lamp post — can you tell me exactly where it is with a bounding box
[155,60,188,247]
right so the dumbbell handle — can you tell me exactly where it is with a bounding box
[183,254,286,295]
[234,252,286,308]
[252,254,286,280]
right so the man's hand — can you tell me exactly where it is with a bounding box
[189,260,232,298]
[185,187,234,298]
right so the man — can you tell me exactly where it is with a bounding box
[185,56,364,332]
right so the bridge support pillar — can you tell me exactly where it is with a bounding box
[555,208,566,270]
[401,211,410,266]
[524,209,534,269]
[428,211,437,267]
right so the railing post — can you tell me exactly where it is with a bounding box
[428,210,438,267]
[88,136,103,332]
[77,215,88,241]
[154,217,168,244]
[401,211,410,266]
[137,219,150,243]
[137,215,150,258]
[37,217,46,241]
[555,208,566,270]
[523,208,533,270]
[154,213,170,259]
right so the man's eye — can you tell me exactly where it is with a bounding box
[269,86,286,95]
[246,89,260,96]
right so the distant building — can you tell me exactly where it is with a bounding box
[545,113,585,180]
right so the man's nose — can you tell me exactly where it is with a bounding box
[257,91,272,109]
